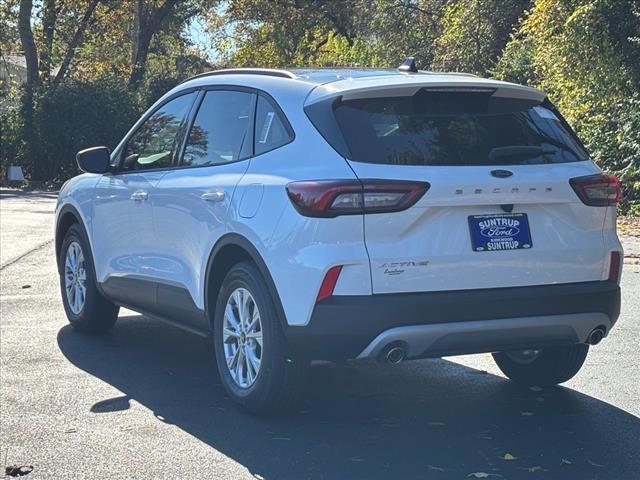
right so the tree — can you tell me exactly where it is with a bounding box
[495,0,640,213]
[129,0,180,88]
[432,0,530,75]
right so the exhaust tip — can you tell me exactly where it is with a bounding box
[379,345,406,364]
[587,327,606,345]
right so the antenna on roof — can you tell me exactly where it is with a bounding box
[398,57,418,73]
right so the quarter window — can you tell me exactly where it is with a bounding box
[182,90,254,167]
[254,95,293,155]
[123,93,195,171]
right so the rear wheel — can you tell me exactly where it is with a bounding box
[492,344,589,386]
[59,224,119,333]
[213,261,308,414]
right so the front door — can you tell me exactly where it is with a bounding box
[92,92,196,310]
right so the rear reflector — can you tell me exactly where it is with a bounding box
[316,265,343,302]
[570,174,621,206]
[608,251,622,283]
[286,179,430,218]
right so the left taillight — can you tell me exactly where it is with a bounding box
[570,174,621,207]
[286,179,430,218]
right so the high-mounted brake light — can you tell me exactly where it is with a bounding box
[286,180,430,218]
[570,174,621,207]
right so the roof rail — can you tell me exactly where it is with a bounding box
[183,68,297,83]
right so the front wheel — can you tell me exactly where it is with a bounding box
[213,261,308,414]
[492,344,589,386]
[59,224,119,333]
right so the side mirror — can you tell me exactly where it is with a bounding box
[76,146,111,174]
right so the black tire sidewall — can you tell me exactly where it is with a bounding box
[213,261,286,408]
[59,224,115,331]
[493,344,589,386]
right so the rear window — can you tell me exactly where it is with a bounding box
[331,90,588,166]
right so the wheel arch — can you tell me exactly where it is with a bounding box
[204,233,288,332]
[55,205,88,270]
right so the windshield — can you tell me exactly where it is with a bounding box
[332,91,589,166]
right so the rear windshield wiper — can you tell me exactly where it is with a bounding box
[488,145,555,162]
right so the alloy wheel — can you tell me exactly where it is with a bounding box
[64,241,87,315]
[223,287,263,388]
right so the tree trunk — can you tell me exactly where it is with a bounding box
[128,0,179,88]
[18,0,39,89]
[39,0,57,83]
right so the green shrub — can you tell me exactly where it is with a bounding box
[32,76,140,181]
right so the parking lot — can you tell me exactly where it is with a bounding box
[1,190,639,479]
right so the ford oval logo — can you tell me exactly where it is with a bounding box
[478,217,521,238]
[491,169,513,178]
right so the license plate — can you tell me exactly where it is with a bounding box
[468,213,532,252]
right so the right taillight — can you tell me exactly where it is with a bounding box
[286,179,430,218]
[570,174,621,206]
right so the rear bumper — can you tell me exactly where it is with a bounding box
[285,281,620,361]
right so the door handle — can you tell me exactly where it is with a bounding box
[201,190,225,203]
[130,190,148,202]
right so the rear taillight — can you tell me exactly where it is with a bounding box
[570,174,621,206]
[286,179,430,218]
[608,251,622,283]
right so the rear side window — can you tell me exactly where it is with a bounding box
[254,94,293,155]
[124,92,195,170]
[330,90,588,166]
[182,90,254,167]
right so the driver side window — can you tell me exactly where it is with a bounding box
[123,92,195,171]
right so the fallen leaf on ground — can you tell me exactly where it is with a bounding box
[501,453,517,460]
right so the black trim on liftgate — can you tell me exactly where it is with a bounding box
[285,281,621,361]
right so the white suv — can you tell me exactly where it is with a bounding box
[55,64,623,413]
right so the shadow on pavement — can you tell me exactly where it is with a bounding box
[57,314,640,480]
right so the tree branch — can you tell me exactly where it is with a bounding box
[51,0,100,90]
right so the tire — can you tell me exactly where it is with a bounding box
[59,224,119,333]
[213,261,308,414]
[492,344,589,386]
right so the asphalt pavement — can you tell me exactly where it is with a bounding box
[1,190,638,480]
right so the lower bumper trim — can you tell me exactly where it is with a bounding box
[285,281,620,361]
[356,312,611,360]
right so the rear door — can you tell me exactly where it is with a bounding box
[152,88,256,326]
[324,88,607,294]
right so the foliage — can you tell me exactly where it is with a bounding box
[1,0,639,212]
[32,76,140,181]
[433,0,530,75]
[495,0,640,213]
